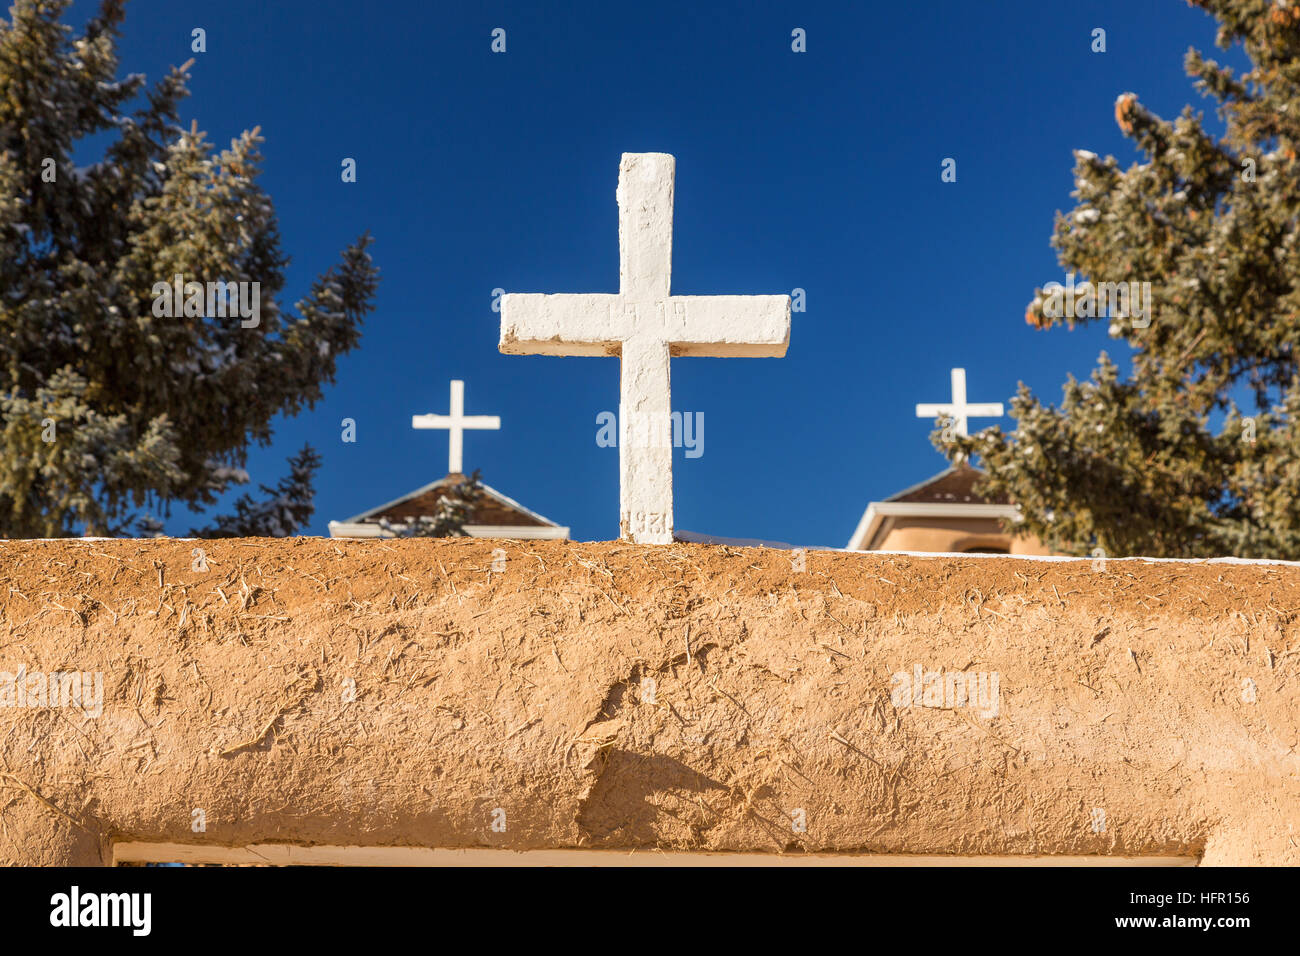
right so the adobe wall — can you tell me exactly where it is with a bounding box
[0,537,1294,865]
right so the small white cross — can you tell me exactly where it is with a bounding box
[412,379,500,475]
[500,153,790,544]
[915,368,1003,437]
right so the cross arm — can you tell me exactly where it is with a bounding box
[499,293,624,356]
[411,414,500,429]
[915,404,951,418]
[668,295,791,357]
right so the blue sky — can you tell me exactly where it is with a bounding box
[79,0,1245,545]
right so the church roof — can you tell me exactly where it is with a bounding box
[328,475,569,540]
[884,463,1010,505]
[846,463,1018,551]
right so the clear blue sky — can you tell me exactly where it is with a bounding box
[80,0,1243,545]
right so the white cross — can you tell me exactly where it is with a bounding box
[500,153,790,544]
[915,368,1003,437]
[412,379,501,475]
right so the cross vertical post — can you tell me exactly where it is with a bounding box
[617,154,675,543]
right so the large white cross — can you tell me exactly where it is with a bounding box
[915,368,1004,437]
[500,153,790,544]
[412,379,501,475]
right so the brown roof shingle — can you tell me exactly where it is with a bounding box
[364,475,548,527]
[886,464,1009,505]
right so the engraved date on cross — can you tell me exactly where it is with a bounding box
[624,511,669,538]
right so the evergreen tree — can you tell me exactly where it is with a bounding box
[0,0,378,537]
[944,0,1300,559]
[377,471,484,538]
[189,444,320,538]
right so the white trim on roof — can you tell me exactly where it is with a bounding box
[465,524,570,539]
[846,501,1021,551]
[846,503,880,553]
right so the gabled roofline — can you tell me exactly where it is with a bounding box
[476,482,563,528]
[338,477,563,529]
[883,464,964,503]
[846,501,1021,551]
[339,477,450,523]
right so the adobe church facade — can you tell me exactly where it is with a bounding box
[847,463,1051,555]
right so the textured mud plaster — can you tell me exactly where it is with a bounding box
[0,537,1296,865]
[500,153,791,544]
